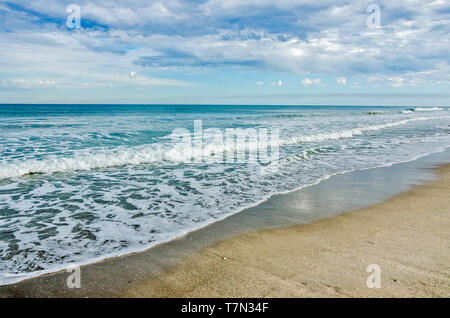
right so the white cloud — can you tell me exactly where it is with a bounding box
[255,81,264,85]
[336,77,346,85]
[72,1,185,26]
[1,78,60,88]
[269,80,283,86]
[0,0,449,92]
[366,75,427,87]
[388,77,405,87]
[131,75,189,87]
[301,78,322,86]
[0,74,191,89]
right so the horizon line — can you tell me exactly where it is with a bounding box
[0,103,446,107]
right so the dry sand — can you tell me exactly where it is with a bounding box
[121,165,450,298]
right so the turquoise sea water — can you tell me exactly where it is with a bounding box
[0,105,449,284]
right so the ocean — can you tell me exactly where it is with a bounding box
[0,104,449,284]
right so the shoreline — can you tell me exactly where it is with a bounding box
[1,148,448,287]
[121,164,450,298]
[0,151,449,297]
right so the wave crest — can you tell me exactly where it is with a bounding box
[1,116,448,179]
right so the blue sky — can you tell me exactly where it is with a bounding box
[0,0,449,105]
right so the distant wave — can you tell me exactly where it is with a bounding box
[400,107,445,114]
[413,107,444,112]
[273,114,304,118]
[365,111,389,115]
[285,116,449,144]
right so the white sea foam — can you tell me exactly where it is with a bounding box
[1,116,448,180]
[1,143,449,286]
[414,107,444,111]
[0,134,270,179]
[285,116,449,144]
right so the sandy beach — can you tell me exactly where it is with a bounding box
[121,165,450,298]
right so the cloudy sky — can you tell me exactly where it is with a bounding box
[0,0,449,105]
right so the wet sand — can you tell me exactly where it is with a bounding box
[121,165,450,298]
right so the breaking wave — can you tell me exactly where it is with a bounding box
[1,116,447,179]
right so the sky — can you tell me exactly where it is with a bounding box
[0,0,449,105]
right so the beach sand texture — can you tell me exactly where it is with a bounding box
[121,165,450,298]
